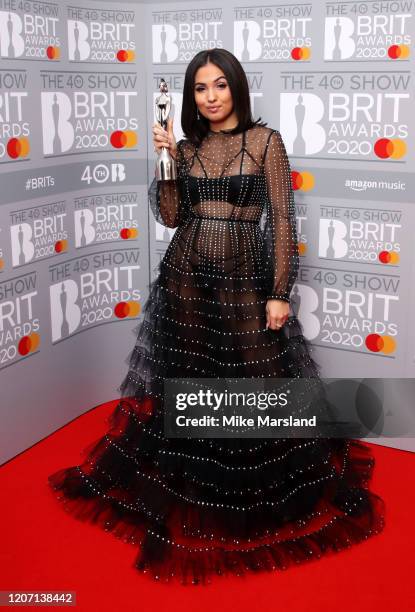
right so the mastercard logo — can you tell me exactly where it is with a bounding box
[291,47,311,60]
[120,228,138,239]
[54,240,68,253]
[46,46,60,60]
[292,171,314,191]
[110,130,137,149]
[7,137,30,159]
[388,44,410,59]
[379,250,399,265]
[374,138,406,159]
[117,50,135,62]
[298,243,307,256]
[114,301,141,318]
[365,333,396,354]
[18,332,40,356]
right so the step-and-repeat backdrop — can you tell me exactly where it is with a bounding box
[1,0,414,463]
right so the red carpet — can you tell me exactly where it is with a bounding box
[1,400,414,611]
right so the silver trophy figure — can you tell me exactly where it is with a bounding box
[155,78,177,180]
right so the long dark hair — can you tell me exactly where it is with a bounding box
[181,48,266,147]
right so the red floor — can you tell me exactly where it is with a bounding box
[1,399,414,612]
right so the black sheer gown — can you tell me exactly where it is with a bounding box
[48,124,385,584]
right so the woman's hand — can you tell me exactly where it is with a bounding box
[266,299,289,331]
[152,118,177,160]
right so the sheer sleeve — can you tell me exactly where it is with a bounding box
[148,139,188,228]
[262,129,299,303]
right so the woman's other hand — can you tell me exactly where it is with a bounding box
[266,299,290,331]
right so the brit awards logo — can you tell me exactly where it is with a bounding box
[233,4,312,62]
[294,203,308,257]
[10,200,68,266]
[67,5,136,63]
[0,272,40,369]
[279,71,409,160]
[0,71,30,163]
[295,268,399,357]
[324,1,412,62]
[152,8,223,63]
[40,71,138,156]
[74,192,139,248]
[49,250,141,343]
[0,7,61,60]
[290,283,320,340]
[318,204,401,266]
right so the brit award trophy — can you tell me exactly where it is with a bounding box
[155,78,177,180]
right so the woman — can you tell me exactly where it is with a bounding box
[48,49,385,585]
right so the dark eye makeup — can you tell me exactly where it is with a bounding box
[194,80,228,92]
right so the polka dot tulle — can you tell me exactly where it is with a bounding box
[48,125,385,585]
[151,125,298,302]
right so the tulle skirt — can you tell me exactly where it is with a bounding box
[48,255,385,584]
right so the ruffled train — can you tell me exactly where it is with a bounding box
[48,259,386,585]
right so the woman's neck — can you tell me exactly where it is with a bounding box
[208,115,238,133]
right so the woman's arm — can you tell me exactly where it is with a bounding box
[263,129,299,303]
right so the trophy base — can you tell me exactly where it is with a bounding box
[156,147,177,181]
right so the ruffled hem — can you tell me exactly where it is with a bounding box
[48,242,385,584]
[48,423,385,585]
